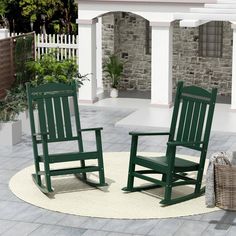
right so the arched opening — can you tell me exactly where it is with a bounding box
[99,11,151,99]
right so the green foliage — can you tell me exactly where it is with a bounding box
[19,0,62,23]
[15,34,34,85]
[103,54,124,89]
[50,0,78,34]
[26,53,87,87]
[0,0,7,16]
[0,86,26,122]
[3,0,78,34]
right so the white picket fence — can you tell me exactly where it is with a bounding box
[36,34,78,60]
[9,33,79,61]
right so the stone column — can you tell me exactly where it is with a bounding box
[78,19,98,103]
[232,24,236,109]
[0,28,9,39]
[150,22,173,107]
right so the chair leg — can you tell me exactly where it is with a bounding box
[194,168,204,194]
[34,157,42,187]
[44,160,53,192]
[125,160,135,191]
[160,171,173,204]
[123,152,137,191]
[98,153,106,186]
[123,135,138,191]
[80,160,87,180]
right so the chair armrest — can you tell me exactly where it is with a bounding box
[167,141,204,147]
[78,127,103,132]
[129,131,170,136]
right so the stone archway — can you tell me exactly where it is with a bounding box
[101,12,151,99]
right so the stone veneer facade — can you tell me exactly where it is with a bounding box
[102,13,233,95]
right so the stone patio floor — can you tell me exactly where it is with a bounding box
[1,105,236,235]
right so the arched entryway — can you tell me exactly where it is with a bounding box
[100,12,151,99]
[78,8,173,107]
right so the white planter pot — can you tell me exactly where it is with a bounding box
[0,120,22,146]
[110,88,118,98]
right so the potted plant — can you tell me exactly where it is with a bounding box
[10,84,33,135]
[0,93,22,146]
[103,54,124,98]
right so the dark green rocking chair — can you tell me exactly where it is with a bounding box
[26,82,107,193]
[122,81,217,205]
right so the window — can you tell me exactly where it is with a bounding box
[199,21,223,58]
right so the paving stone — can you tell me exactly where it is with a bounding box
[174,220,209,236]
[81,217,110,230]
[202,223,230,236]
[102,219,134,233]
[82,229,109,236]
[2,222,40,236]
[148,218,183,236]
[33,210,65,224]
[57,214,89,228]
[0,219,17,234]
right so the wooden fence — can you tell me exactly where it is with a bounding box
[0,38,13,98]
[0,32,77,99]
[0,32,35,99]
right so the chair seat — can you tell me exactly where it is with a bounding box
[136,155,199,172]
[39,151,99,163]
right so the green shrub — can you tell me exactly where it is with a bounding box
[0,87,26,122]
[26,53,87,87]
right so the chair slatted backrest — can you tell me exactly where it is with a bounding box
[169,82,217,151]
[27,82,81,143]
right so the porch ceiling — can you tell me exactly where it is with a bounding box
[178,0,236,27]
[80,0,216,2]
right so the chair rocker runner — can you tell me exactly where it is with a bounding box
[122,81,217,205]
[26,82,107,194]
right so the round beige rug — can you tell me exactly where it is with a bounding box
[9,152,219,219]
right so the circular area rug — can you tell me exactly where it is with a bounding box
[9,152,219,219]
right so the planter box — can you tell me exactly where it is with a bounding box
[0,120,22,146]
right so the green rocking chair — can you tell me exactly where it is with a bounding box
[122,81,217,205]
[26,82,107,193]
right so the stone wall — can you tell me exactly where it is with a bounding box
[102,13,233,95]
[172,21,232,96]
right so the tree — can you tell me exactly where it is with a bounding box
[50,0,78,34]
[19,0,62,33]
[0,0,9,28]
[5,0,31,32]
[2,0,78,34]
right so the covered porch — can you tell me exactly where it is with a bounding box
[78,0,236,109]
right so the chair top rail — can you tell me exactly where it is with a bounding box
[28,82,76,93]
[181,94,210,104]
[181,85,213,99]
[32,91,74,100]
